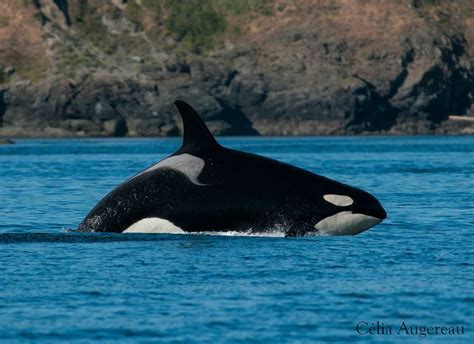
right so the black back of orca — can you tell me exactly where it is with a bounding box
[78,101,386,236]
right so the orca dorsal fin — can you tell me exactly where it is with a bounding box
[174,100,220,152]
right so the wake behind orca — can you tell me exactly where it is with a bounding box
[78,101,386,236]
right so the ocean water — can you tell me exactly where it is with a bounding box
[0,136,473,343]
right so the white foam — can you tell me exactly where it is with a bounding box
[124,222,287,237]
[197,230,286,238]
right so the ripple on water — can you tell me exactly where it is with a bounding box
[0,136,473,343]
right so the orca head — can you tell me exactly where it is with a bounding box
[314,186,387,236]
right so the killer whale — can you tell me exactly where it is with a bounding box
[78,100,386,236]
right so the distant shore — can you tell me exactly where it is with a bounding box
[2,1,474,142]
[1,120,473,140]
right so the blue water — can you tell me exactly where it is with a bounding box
[0,136,473,343]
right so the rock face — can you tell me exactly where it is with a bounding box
[0,0,474,137]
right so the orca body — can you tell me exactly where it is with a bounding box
[78,101,386,236]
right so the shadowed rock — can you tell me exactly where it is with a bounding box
[0,139,14,144]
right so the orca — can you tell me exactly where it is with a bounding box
[78,100,386,236]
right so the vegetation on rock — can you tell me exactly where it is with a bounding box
[0,0,473,137]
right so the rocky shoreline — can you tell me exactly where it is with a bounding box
[1,120,473,138]
[1,1,474,137]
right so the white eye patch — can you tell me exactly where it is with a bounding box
[323,194,354,207]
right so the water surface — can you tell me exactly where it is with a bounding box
[0,136,473,342]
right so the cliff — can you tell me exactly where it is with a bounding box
[1,0,474,137]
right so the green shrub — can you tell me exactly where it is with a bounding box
[124,0,145,31]
[219,0,274,16]
[166,0,226,53]
[70,0,275,55]
[4,50,45,82]
[413,0,441,8]
[72,4,121,55]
